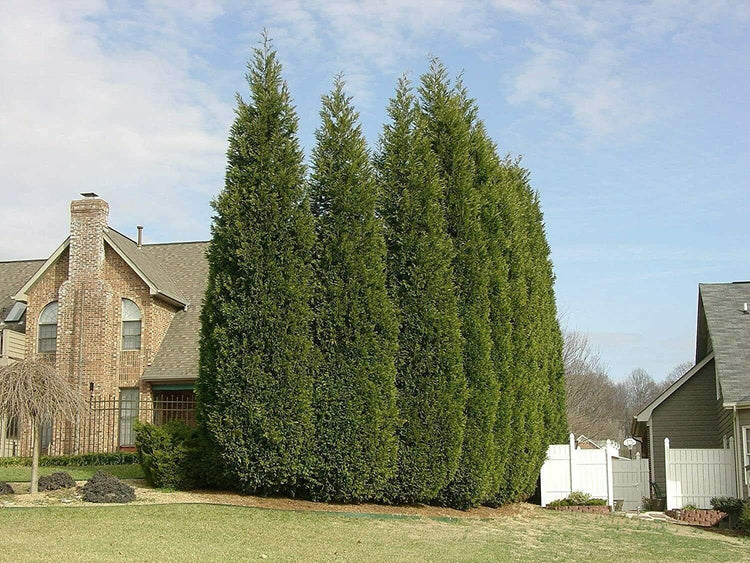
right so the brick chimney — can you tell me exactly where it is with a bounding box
[68,194,109,281]
[57,193,115,401]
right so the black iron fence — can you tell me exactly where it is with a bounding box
[0,394,196,458]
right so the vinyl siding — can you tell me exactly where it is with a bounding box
[650,358,720,496]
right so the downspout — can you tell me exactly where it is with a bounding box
[733,405,743,499]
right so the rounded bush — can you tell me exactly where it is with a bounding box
[38,471,76,491]
[82,471,135,503]
[0,481,14,495]
[135,421,198,490]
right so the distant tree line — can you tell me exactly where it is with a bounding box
[562,329,690,444]
[196,36,567,509]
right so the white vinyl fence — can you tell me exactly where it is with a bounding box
[540,434,618,507]
[664,438,737,510]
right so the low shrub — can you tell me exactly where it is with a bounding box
[547,492,608,508]
[0,481,14,495]
[0,452,139,468]
[81,471,135,503]
[38,471,76,491]
[135,421,199,490]
[682,503,698,511]
[740,503,750,535]
[711,496,748,530]
[711,496,744,518]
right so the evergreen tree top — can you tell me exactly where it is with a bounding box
[310,76,375,221]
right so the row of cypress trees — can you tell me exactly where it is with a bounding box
[197,38,567,509]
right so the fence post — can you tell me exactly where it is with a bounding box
[568,432,576,494]
[605,439,614,508]
[729,438,738,499]
[664,437,671,510]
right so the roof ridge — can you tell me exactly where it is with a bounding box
[0,258,45,264]
[143,240,210,247]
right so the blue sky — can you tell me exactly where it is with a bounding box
[2,1,749,382]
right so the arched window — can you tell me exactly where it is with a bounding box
[38,301,58,353]
[121,298,142,350]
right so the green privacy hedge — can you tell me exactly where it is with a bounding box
[0,452,139,467]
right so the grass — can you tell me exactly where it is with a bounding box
[0,464,144,482]
[0,504,746,562]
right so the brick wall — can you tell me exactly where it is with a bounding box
[25,198,178,400]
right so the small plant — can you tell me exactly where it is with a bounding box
[81,471,135,503]
[0,481,14,495]
[38,471,76,491]
[567,491,592,505]
[682,503,698,511]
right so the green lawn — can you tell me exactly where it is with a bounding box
[0,464,144,482]
[0,504,746,562]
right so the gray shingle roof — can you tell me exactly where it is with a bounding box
[140,241,208,381]
[106,228,188,306]
[0,259,44,329]
[699,282,750,404]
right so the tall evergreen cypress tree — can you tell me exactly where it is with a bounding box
[197,37,316,493]
[499,162,568,501]
[377,77,466,503]
[308,77,400,502]
[468,120,515,504]
[419,62,498,509]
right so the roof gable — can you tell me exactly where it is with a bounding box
[13,229,188,308]
[635,353,715,423]
[104,229,187,307]
[0,259,45,324]
[699,283,750,405]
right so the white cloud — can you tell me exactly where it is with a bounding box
[504,1,749,137]
[0,1,231,259]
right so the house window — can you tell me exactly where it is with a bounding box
[743,426,750,485]
[5,416,19,440]
[118,388,140,447]
[38,301,58,354]
[121,299,142,351]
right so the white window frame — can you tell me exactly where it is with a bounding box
[121,298,142,351]
[743,426,750,486]
[37,301,58,354]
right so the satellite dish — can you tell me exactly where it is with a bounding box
[623,437,637,448]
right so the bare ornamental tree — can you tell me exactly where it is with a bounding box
[0,360,87,493]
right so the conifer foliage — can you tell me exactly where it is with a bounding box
[197,39,568,508]
[377,78,466,503]
[197,37,316,493]
[419,62,498,509]
[308,77,400,502]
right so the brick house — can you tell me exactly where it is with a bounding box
[0,194,207,455]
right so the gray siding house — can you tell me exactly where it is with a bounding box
[632,282,750,500]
